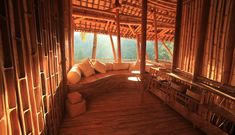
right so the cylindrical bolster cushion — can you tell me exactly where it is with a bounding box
[66,99,86,118]
[67,92,82,104]
[67,66,81,84]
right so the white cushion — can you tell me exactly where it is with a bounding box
[93,60,106,73]
[67,66,81,84]
[113,63,130,70]
[78,58,95,77]
[105,63,113,71]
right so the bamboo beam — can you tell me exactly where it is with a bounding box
[109,33,117,62]
[172,0,183,71]
[116,9,121,63]
[128,25,136,36]
[160,39,173,57]
[92,33,97,59]
[121,1,176,20]
[72,6,175,28]
[154,11,159,61]
[140,0,147,74]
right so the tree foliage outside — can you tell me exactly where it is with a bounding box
[74,32,173,63]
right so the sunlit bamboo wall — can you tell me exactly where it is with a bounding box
[176,0,204,74]
[0,0,71,134]
[174,0,235,87]
[201,0,234,83]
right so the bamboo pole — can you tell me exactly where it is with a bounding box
[92,33,97,59]
[172,0,183,72]
[70,0,74,66]
[109,33,117,62]
[136,34,140,61]
[140,0,147,74]
[153,11,159,62]
[116,9,121,63]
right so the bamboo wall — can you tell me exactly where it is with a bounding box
[0,0,71,134]
[201,0,234,83]
[174,0,235,87]
[176,0,204,74]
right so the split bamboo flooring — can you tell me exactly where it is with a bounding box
[59,88,205,135]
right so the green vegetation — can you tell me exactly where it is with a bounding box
[74,32,173,63]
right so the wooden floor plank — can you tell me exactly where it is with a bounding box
[59,88,205,135]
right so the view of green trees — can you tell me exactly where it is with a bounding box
[74,32,173,63]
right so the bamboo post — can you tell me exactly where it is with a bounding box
[109,33,117,62]
[172,0,183,72]
[154,11,159,62]
[92,33,97,59]
[59,0,67,85]
[140,0,147,75]
[137,34,141,61]
[116,9,121,63]
[70,0,74,66]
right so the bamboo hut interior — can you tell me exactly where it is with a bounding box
[0,0,235,135]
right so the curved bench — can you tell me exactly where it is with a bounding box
[67,70,138,97]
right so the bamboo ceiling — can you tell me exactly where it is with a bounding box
[72,0,177,41]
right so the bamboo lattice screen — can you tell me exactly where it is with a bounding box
[0,0,71,134]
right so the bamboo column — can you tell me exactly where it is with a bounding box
[59,0,67,86]
[116,9,121,63]
[69,0,74,66]
[109,33,117,62]
[140,0,147,74]
[154,11,159,62]
[172,0,183,72]
[92,33,97,59]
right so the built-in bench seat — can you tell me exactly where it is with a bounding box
[67,59,155,97]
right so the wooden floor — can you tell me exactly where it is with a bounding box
[59,88,205,135]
